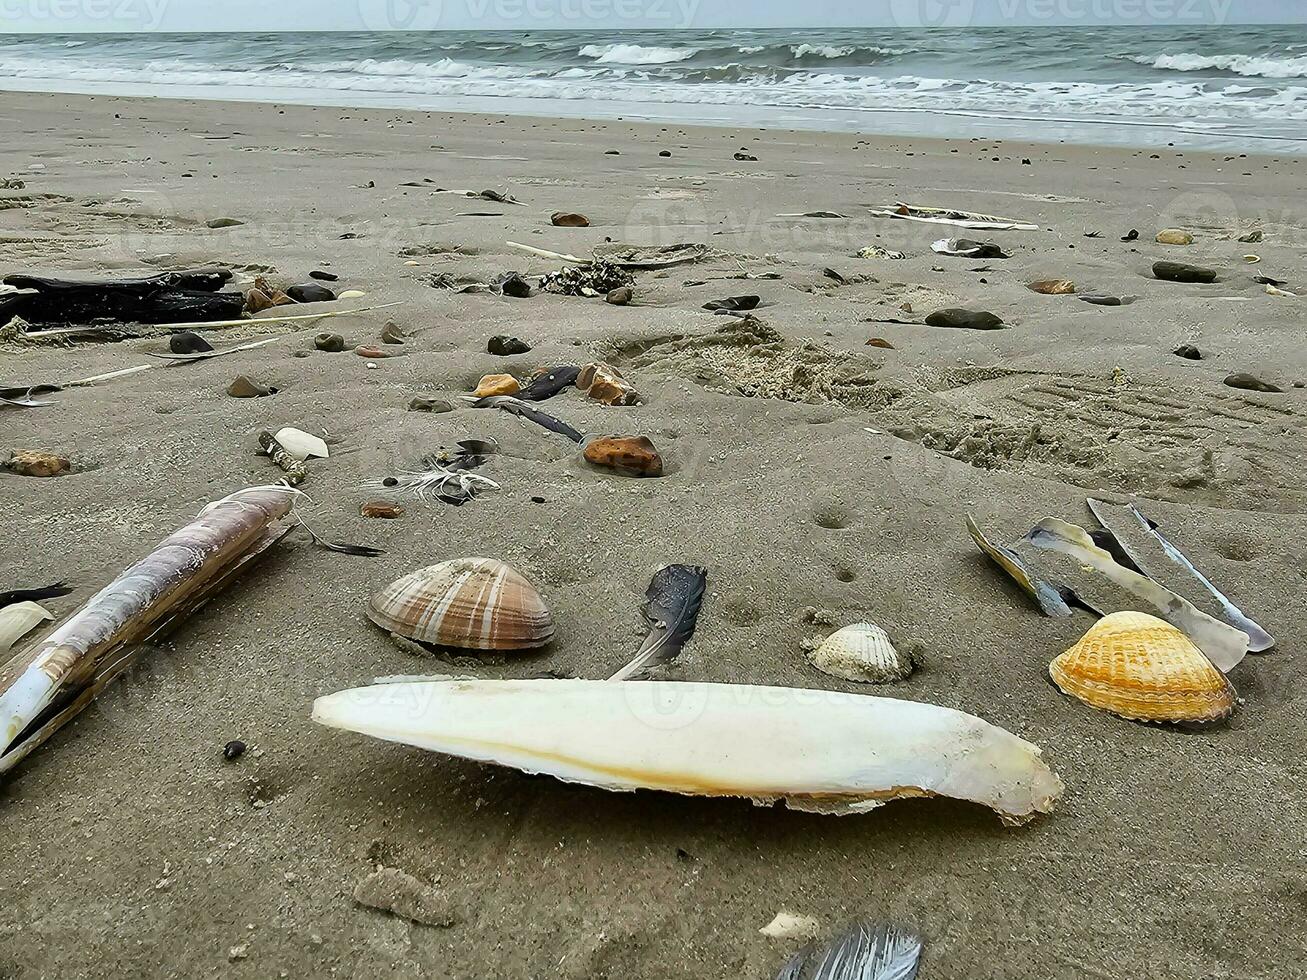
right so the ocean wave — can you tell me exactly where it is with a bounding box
[1136,52,1307,78]
[578,43,695,65]
[3,55,1303,130]
[790,43,913,60]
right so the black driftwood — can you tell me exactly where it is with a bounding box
[1,269,242,325]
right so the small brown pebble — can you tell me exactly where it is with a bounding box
[227,375,275,398]
[380,321,406,344]
[474,373,520,397]
[7,450,71,477]
[361,501,404,519]
[551,211,590,227]
[865,338,895,349]
[583,435,663,477]
[314,332,346,352]
[605,286,633,305]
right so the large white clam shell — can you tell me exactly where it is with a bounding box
[273,427,329,461]
[808,623,914,684]
[312,679,1063,826]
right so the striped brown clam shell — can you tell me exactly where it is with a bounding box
[367,558,554,651]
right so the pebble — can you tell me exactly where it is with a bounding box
[380,321,406,344]
[408,395,453,413]
[606,286,633,305]
[474,374,520,398]
[1224,373,1281,393]
[286,282,335,303]
[865,338,896,349]
[924,308,1005,330]
[659,149,672,157]
[360,502,404,519]
[227,375,275,398]
[205,217,243,229]
[169,330,212,354]
[500,274,532,299]
[1155,228,1194,246]
[1153,261,1216,284]
[550,211,589,227]
[1174,344,1203,360]
[223,740,246,761]
[487,335,531,356]
[309,269,339,281]
[733,151,758,162]
[6,450,71,477]
[583,436,663,477]
[313,332,345,353]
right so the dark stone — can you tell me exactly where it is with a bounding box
[703,295,760,312]
[606,286,633,305]
[1174,344,1203,360]
[309,269,340,281]
[169,330,212,354]
[205,217,243,228]
[499,274,532,298]
[287,282,336,303]
[314,332,346,352]
[659,150,672,157]
[1224,373,1281,393]
[227,375,275,398]
[488,335,531,356]
[924,308,1005,330]
[551,212,590,227]
[223,740,246,761]
[1121,229,1139,242]
[733,151,758,162]
[1153,261,1216,284]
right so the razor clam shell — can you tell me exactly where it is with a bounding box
[966,514,1073,617]
[366,558,554,651]
[0,601,53,652]
[1128,505,1275,653]
[1026,517,1248,672]
[312,679,1064,826]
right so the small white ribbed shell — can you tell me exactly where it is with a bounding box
[808,623,914,684]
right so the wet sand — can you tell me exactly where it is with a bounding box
[1,90,1305,979]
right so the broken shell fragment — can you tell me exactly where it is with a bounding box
[0,601,52,651]
[366,558,554,651]
[551,211,590,227]
[273,427,329,461]
[312,678,1064,824]
[227,375,275,398]
[360,501,404,519]
[808,623,915,684]
[339,289,367,300]
[577,362,639,406]
[474,374,520,398]
[1155,228,1194,246]
[1027,279,1075,295]
[1050,611,1236,724]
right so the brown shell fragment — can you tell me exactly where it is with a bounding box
[577,362,639,406]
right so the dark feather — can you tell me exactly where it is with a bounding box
[518,365,581,402]
[471,395,587,444]
[0,582,74,607]
[609,565,707,681]
[778,922,923,980]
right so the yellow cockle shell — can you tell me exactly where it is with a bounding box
[1050,611,1235,724]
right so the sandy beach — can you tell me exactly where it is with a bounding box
[2,89,1306,979]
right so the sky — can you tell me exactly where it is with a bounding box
[1,0,1304,33]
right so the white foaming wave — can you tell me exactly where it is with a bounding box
[578,43,695,65]
[1136,52,1307,78]
[1,57,1303,130]
[791,43,914,59]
